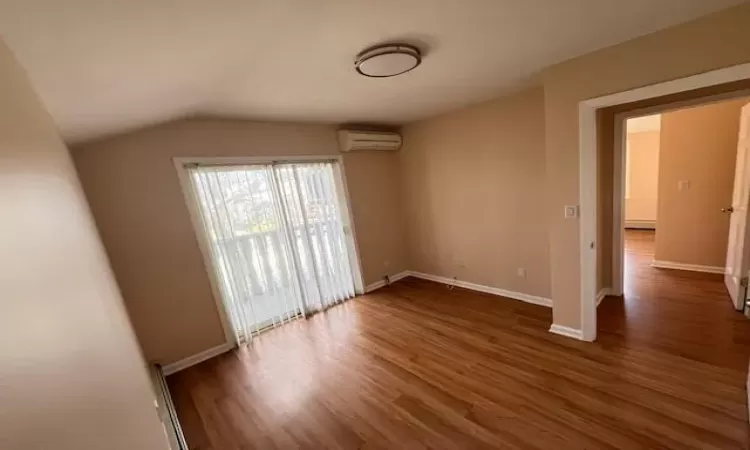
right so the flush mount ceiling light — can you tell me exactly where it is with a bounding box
[355,43,421,78]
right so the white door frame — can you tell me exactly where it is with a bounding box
[172,154,367,347]
[579,63,750,341]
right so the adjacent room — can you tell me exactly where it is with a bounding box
[624,114,661,232]
[4,2,750,449]
[599,97,750,365]
[622,99,748,280]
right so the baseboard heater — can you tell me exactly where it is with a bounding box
[150,364,188,450]
[624,220,656,230]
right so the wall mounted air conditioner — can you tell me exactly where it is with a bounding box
[337,130,402,152]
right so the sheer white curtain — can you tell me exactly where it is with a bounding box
[188,161,357,343]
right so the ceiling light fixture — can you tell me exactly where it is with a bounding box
[355,44,421,78]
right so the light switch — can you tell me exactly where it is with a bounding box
[564,205,579,218]
[678,180,691,191]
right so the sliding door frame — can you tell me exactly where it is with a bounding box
[172,155,365,347]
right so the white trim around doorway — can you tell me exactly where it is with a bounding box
[579,62,750,343]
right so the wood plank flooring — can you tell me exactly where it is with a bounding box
[168,230,750,449]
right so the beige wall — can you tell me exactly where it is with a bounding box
[72,120,408,364]
[654,98,747,267]
[542,3,750,329]
[625,131,660,224]
[596,110,614,292]
[400,87,551,298]
[344,151,410,285]
[0,41,168,449]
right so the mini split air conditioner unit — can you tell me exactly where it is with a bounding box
[337,130,402,152]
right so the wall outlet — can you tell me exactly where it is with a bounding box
[517,268,526,278]
[678,180,691,192]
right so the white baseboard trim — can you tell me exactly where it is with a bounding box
[407,271,553,308]
[651,260,725,274]
[596,288,613,307]
[364,271,411,293]
[365,270,563,338]
[549,324,585,340]
[624,220,656,230]
[162,342,234,376]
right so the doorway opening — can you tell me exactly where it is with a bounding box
[578,65,750,341]
[581,83,750,378]
[596,96,750,366]
[579,76,750,382]
[613,96,750,311]
[175,157,364,345]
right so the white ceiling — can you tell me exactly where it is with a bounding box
[0,0,744,143]
[627,114,662,133]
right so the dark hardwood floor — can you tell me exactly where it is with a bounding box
[168,230,750,449]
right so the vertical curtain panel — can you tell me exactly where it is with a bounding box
[188,161,356,343]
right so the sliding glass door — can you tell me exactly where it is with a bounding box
[186,161,358,342]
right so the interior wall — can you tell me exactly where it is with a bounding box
[343,150,410,285]
[542,3,750,330]
[625,131,660,226]
[596,110,614,293]
[0,40,169,449]
[654,98,748,268]
[400,87,551,299]
[72,119,408,364]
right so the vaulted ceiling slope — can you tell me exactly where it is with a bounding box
[1,0,744,143]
